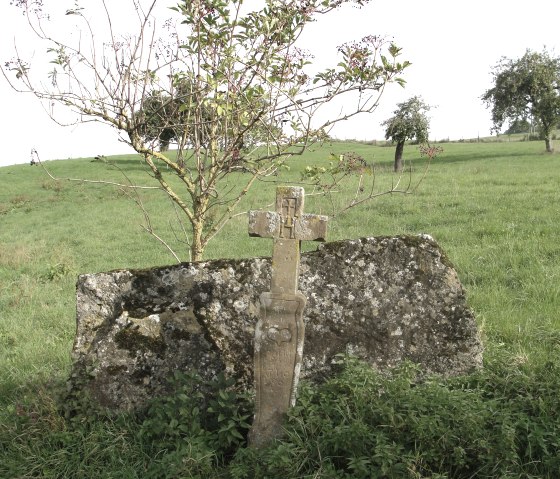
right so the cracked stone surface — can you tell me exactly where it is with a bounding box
[68,235,483,412]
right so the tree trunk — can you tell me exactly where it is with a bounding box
[191,220,204,262]
[190,194,210,262]
[541,123,554,153]
[394,141,405,172]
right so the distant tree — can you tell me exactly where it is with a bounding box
[137,80,281,161]
[137,90,181,153]
[504,118,532,135]
[482,49,560,153]
[4,0,411,261]
[382,96,431,172]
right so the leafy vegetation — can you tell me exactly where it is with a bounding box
[2,353,560,478]
[233,354,560,478]
[1,139,560,477]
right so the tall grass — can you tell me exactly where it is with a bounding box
[1,140,559,477]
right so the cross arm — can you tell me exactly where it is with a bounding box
[248,210,281,238]
[295,213,328,241]
[248,210,327,241]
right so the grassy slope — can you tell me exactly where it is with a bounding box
[1,140,559,404]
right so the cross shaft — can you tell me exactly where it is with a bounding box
[247,186,328,448]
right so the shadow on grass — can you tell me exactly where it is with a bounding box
[434,149,547,165]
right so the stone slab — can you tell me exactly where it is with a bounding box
[68,235,483,412]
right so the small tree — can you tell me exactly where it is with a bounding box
[5,0,411,261]
[382,96,431,172]
[482,49,560,153]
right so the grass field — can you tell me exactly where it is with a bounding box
[1,138,560,477]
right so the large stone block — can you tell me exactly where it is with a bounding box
[68,235,482,412]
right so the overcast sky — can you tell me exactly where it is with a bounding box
[1,0,559,167]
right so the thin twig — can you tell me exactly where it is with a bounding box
[32,149,161,190]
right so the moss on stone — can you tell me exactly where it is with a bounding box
[105,364,128,376]
[115,328,166,356]
[169,328,192,341]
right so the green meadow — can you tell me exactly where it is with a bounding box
[1,138,560,477]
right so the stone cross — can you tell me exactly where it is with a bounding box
[247,186,328,447]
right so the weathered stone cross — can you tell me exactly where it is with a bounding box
[247,186,328,447]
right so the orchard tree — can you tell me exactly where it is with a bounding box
[382,96,431,172]
[482,49,560,153]
[4,0,411,261]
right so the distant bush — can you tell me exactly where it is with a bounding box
[504,118,531,135]
[10,194,30,206]
[520,131,557,142]
[40,262,72,282]
[41,179,64,193]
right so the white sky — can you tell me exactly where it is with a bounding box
[0,0,559,167]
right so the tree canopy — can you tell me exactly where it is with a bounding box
[382,96,431,172]
[5,0,412,261]
[482,49,560,152]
